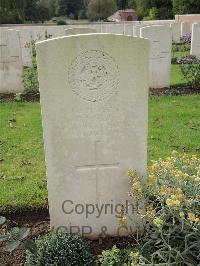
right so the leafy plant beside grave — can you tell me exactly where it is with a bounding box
[23,59,39,94]
[120,152,200,265]
[0,216,31,252]
[25,230,95,266]
[178,57,200,88]
[97,245,140,266]
[181,33,192,45]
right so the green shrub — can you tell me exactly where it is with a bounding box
[98,245,136,265]
[126,152,200,265]
[172,43,190,52]
[23,62,39,93]
[179,59,200,87]
[57,20,67,25]
[25,231,95,266]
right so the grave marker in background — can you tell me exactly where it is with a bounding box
[140,25,172,88]
[170,23,181,43]
[65,27,97,36]
[0,28,24,93]
[191,23,200,59]
[181,21,190,37]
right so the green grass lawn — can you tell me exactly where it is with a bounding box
[170,64,188,86]
[0,96,200,212]
[170,49,190,86]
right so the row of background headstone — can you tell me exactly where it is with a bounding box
[1,21,200,93]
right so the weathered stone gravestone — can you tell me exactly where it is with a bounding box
[0,28,24,93]
[170,23,181,43]
[191,23,200,59]
[181,21,190,37]
[36,34,149,238]
[140,25,172,88]
[65,27,97,36]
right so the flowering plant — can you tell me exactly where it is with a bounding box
[177,55,197,64]
[127,152,200,265]
[181,33,192,44]
[179,58,200,87]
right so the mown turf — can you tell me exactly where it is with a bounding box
[0,102,47,212]
[170,49,190,86]
[170,64,188,86]
[0,96,200,211]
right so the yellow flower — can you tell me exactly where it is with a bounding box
[179,211,185,219]
[195,176,200,182]
[129,251,139,258]
[172,150,178,155]
[188,213,199,223]
[117,216,126,225]
[146,204,155,218]
[132,181,142,196]
[174,170,189,180]
[159,186,176,195]
[148,174,157,186]
[191,155,198,161]
[166,198,181,207]
[127,168,136,177]
[171,193,185,202]
[153,218,164,228]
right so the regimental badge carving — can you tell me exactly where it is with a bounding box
[68,50,119,102]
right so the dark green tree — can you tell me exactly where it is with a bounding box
[66,0,83,19]
[117,0,128,9]
[87,0,117,21]
[173,0,200,14]
[55,0,68,16]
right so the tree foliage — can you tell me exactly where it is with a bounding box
[87,0,117,21]
[172,0,200,15]
[1,0,200,23]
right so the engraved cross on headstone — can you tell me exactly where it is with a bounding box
[75,141,119,198]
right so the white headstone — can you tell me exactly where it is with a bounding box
[0,29,24,93]
[140,25,172,88]
[65,27,97,36]
[36,34,149,238]
[191,23,200,59]
[133,25,141,37]
[181,22,190,37]
[170,23,181,43]
[124,24,133,36]
[105,24,124,34]
[31,26,46,42]
[19,29,33,67]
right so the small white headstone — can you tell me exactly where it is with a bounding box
[124,24,133,36]
[19,29,33,67]
[191,23,200,59]
[181,22,190,37]
[170,23,181,43]
[105,24,124,34]
[36,34,149,238]
[133,25,141,37]
[140,25,172,88]
[65,27,97,36]
[0,29,24,93]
